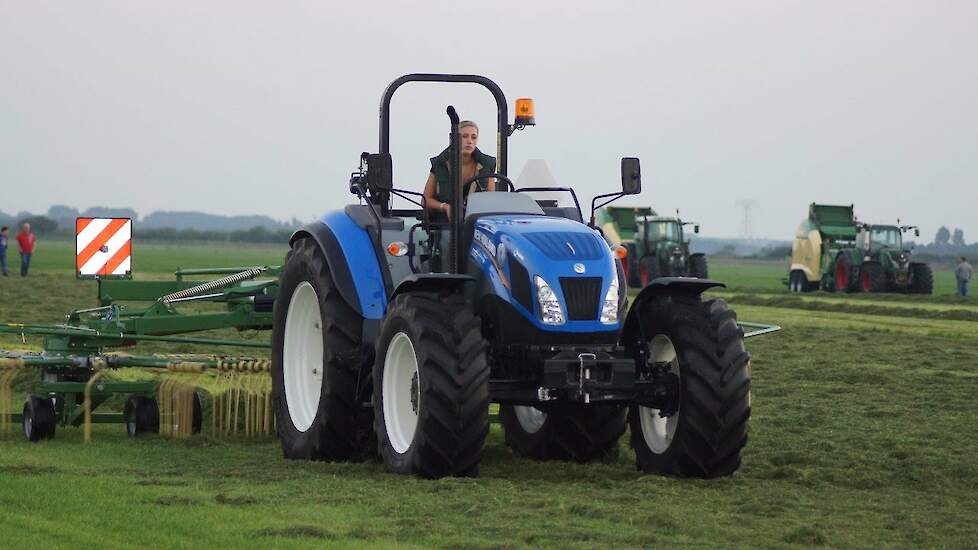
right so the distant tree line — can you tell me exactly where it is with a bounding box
[0,205,301,244]
[915,226,976,260]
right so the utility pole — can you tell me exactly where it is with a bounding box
[736,199,756,240]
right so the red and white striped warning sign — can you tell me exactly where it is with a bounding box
[75,217,132,278]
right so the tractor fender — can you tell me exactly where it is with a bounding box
[389,274,476,302]
[289,211,388,321]
[620,277,725,345]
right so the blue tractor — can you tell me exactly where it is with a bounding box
[272,74,751,478]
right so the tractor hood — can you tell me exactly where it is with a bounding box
[469,215,623,332]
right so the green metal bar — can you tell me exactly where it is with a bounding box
[0,355,85,367]
[118,309,272,336]
[176,266,271,277]
[1,324,271,349]
[40,381,157,394]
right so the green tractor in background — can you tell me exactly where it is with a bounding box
[596,206,707,288]
[843,223,932,294]
[788,203,932,294]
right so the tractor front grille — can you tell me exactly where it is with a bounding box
[559,277,602,321]
[524,232,604,260]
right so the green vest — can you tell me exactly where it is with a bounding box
[429,147,497,204]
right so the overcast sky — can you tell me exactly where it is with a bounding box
[2,1,975,240]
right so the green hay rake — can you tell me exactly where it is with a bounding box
[0,264,280,442]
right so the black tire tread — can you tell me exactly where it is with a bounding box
[374,292,489,478]
[500,404,626,462]
[860,261,886,293]
[910,263,933,294]
[628,296,751,478]
[23,395,56,442]
[272,238,373,461]
[688,254,708,279]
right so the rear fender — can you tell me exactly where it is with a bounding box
[290,211,388,321]
[620,278,725,346]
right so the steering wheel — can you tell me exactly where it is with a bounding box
[461,172,516,193]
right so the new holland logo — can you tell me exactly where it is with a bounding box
[573,263,586,274]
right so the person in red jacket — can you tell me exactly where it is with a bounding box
[16,222,37,277]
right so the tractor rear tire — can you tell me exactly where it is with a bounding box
[859,261,886,293]
[22,395,56,442]
[272,238,374,461]
[373,292,489,478]
[834,254,858,293]
[688,254,708,279]
[639,256,660,287]
[124,396,160,437]
[627,296,750,477]
[499,403,626,462]
[625,243,641,288]
[910,263,933,294]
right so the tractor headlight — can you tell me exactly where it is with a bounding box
[600,276,619,324]
[534,275,565,325]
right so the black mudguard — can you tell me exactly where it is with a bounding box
[620,277,725,346]
[290,223,363,316]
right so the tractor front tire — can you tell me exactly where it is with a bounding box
[500,403,626,462]
[373,292,489,478]
[23,395,56,442]
[627,296,750,477]
[688,253,708,279]
[272,238,373,461]
[910,263,933,294]
[834,254,858,293]
[124,396,160,437]
[639,256,660,287]
[625,243,641,288]
[859,261,886,293]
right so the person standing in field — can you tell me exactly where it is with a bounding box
[956,256,973,297]
[16,222,36,277]
[0,226,9,276]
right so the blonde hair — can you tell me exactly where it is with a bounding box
[459,120,479,133]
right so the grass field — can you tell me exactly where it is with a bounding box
[2,242,977,548]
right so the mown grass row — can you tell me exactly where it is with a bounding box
[3,301,977,547]
[3,245,977,547]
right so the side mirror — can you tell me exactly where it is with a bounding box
[621,157,641,195]
[366,153,393,190]
[914,228,920,237]
[694,225,700,234]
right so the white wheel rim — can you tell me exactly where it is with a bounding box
[383,331,420,454]
[24,414,32,439]
[283,281,324,433]
[639,334,680,454]
[514,406,547,434]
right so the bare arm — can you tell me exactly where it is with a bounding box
[423,172,449,215]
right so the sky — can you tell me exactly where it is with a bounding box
[1,1,976,240]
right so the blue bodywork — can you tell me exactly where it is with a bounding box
[310,209,620,332]
[468,216,621,333]
[317,210,387,320]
